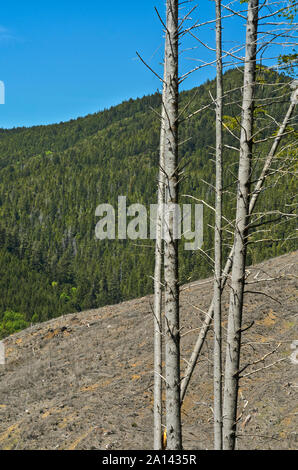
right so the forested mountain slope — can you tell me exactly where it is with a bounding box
[0,67,296,333]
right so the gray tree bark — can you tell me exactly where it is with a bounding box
[163,0,182,450]
[222,0,259,450]
[153,81,166,450]
[213,0,223,450]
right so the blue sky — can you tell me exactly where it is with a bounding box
[0,0,246,129]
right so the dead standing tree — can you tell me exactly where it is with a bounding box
[213,0,224,450]
[148,0,203,449]
[222,0,259,450]
[153,77,166,449]
[162,0,182,450]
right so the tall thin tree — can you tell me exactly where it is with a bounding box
[213,0,223,450]
[153,56,166,451]
[222,0,259,450]
[163,0,182,450]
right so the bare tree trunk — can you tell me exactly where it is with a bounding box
[222,0,259,450]
[180,82,295,403]
[163,0,181,450]
[153,41,169,448]
[153,89,166,450]
[213,0,223,450]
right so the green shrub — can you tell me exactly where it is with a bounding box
[0,310,29,339]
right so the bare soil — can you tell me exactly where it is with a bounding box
[0,251,297,450]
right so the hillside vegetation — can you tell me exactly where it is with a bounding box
[0,67,296,334]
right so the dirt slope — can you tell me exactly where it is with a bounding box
[0,251,297,450]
